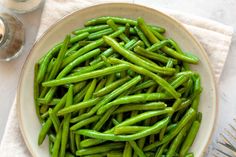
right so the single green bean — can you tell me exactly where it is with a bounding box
[76,142,124,156]
[85,16,137,26]
[113,102,167,114]
[88,28,114,40]
[179,121,200,157]
[129,141,146,157]
[48,108,60,133]
[58,97,101,116]
[60,85,73,157]
[34,63,43,123]
[114,126,149,135]
[69,131,76,154]
[42,64,129,87]
[73,24,109,34]
[94,76,130,97]
[52,125,62,157]
[79,79,97,115]
[123,142,132,157]
[166,123,191,157]
[70,115,100,131]
[71,61,105,76]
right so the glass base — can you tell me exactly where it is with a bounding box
[3,0,43,14]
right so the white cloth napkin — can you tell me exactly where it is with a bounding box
[0,0,234,157]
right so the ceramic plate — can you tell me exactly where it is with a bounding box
[17,3,217,157]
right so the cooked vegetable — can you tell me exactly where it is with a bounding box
[35,16,202,157]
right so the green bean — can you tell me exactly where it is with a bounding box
[94,76,130,97]
[155,142,169,157]
[49,134,56,143]
[179,121,200,157]
[69,131,76,154]
[70,115,100,131]
[134,46,177,64]
[79,79,97,115]
[73,24,109,34]
[58,97,101,116]
[34,63,43,123]
[52,125,62,157]
[107,151,123,157]
[88,28,114,40]
[94,79,106,93]
[105,73,116,86]
[137,17,199,64]
[58,48,101,78]
[107,19,130,43]
[114,126,149,135]
[103,36,175,75]
[89,45,120,66]
[85,16,137,26]
[106,58,180,98]
[123,142,132,157]
[98,94,172,114]
[143,108,196,151]
[42,64,129,87]
[125,23,131,37]
[73,83,90,104]
[48,108,60,133]
[76,143,125,156]
[71,75,141,123]
[75,134,81,150]
[150,27,165,40]
[62,28,125,67]
[129,40,145,50]
[71,62,105,76]
[37,32,88,83]
[65,152,75,157]
[76,117,170,141]
[113,102,167,114]
[60,85,73,157]
[38,118,53,145]
[131,80,156,93]
[150,25,166,33]
[129,141,146,157]
[93,106,118,131]
[166,123,191,157]
[37,98,60,106]
[65,43,80,57]
[146,40,170,52]
[134,26,151,47]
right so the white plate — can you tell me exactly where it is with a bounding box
[17,3,217,157]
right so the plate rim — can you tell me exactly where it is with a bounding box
[16,3,217,157]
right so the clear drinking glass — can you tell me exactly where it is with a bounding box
[2,0,43,13]
[0,13,24,61]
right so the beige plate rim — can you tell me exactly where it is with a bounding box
[16,3,217,157]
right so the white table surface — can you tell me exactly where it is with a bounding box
[0,0,236,155]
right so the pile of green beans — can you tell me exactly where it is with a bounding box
[35,16,202,157]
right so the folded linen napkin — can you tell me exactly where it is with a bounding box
[0,0,233,157]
